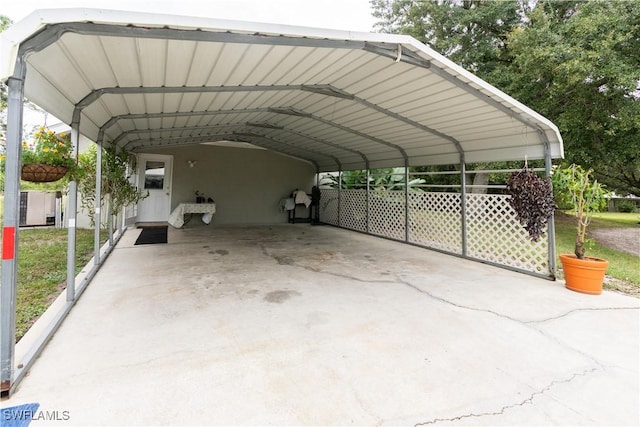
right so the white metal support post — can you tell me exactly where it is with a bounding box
[544,142,557,277]
[366,169,370,233]
[404,163,409,242]
[94,143,102,265]
[1,73,25,396]
[337,170,342,227]
[460,156,468,257]
[66,115,80,302]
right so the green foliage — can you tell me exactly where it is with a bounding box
[554,212,639,289]
[370,0,640,196]
[371,0,528,75]
[506,168,555,242]
[552,164,607,259]
[504,1,640,195]
[21,126,75,168]
[77,145,148,225]
[322,168,425,191]
[616,200,637,214]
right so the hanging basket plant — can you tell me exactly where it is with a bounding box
[21,163,69,183]
[506,166,555,242]
[21,126,75,183]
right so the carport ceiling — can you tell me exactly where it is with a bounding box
[1,9,563,172]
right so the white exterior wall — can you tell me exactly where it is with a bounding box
[144,144,316,225]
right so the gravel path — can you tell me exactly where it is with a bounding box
[590,227,640,257]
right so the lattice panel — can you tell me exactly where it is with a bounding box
[319,189,339,226]
[369,190,406,240]
[408,192,462,254]
[466,194,549,275]
[339,189,367,232]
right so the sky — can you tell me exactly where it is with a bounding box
[2,0,378,32]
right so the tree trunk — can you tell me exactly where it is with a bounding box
[471,172,489,194]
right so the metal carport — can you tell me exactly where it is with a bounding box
[0,8,563,395]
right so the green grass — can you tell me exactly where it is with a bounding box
[555,211,639,289]
[590,211,640,227]
[1,227,108,341]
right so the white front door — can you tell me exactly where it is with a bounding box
[137,154,173,223]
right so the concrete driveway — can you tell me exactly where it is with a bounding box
[5,224,639,426]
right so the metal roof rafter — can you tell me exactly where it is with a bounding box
[129,132,321,170]
[426,65,551,148]
[126,129,337,170]
[16,22,366,60]
[110,111,369,166]
[233,132,341,169]
[79,84,468,163]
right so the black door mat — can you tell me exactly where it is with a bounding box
[134,226,168,245]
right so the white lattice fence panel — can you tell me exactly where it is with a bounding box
[369,190,406,240]
[466,194,549,275]
[408,192,462,254]
[339,189,367,232]
[319,189,339,225]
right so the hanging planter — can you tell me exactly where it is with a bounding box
[21,163,69,183]
[20,126,75,183]
[506,164,555,242]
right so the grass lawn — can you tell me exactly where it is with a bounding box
[1,227,108,341]
[554,211,639,294]
[590,211,640,227]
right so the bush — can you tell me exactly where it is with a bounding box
[617,199,637,213]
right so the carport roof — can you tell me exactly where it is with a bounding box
[1,8,563,172]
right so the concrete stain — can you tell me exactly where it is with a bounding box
[209,249,229,255]
[274,255,294,265]
[264,290,301,303]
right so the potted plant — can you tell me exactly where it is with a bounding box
[21,126,75,182]
[552,164,608,294]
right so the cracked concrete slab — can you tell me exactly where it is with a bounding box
[5,224,639,426]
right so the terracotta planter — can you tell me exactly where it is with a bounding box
[560,254,609,295]
[21,163,68,183]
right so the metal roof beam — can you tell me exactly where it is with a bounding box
[76,85,299,111]
[117,124,236,146]
[234,132,341,170]
[127,130,335,170]
[426,65,550,146]
[101,110,369,166]
[301,85,354,100]
[82,84,468,163]
[363,42,431,69]
[16,22,365,59]
[129,133,321,170]
[110,114,367,165]
[354,95,464,156]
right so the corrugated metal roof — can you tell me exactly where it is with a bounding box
[1,8,563,171]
